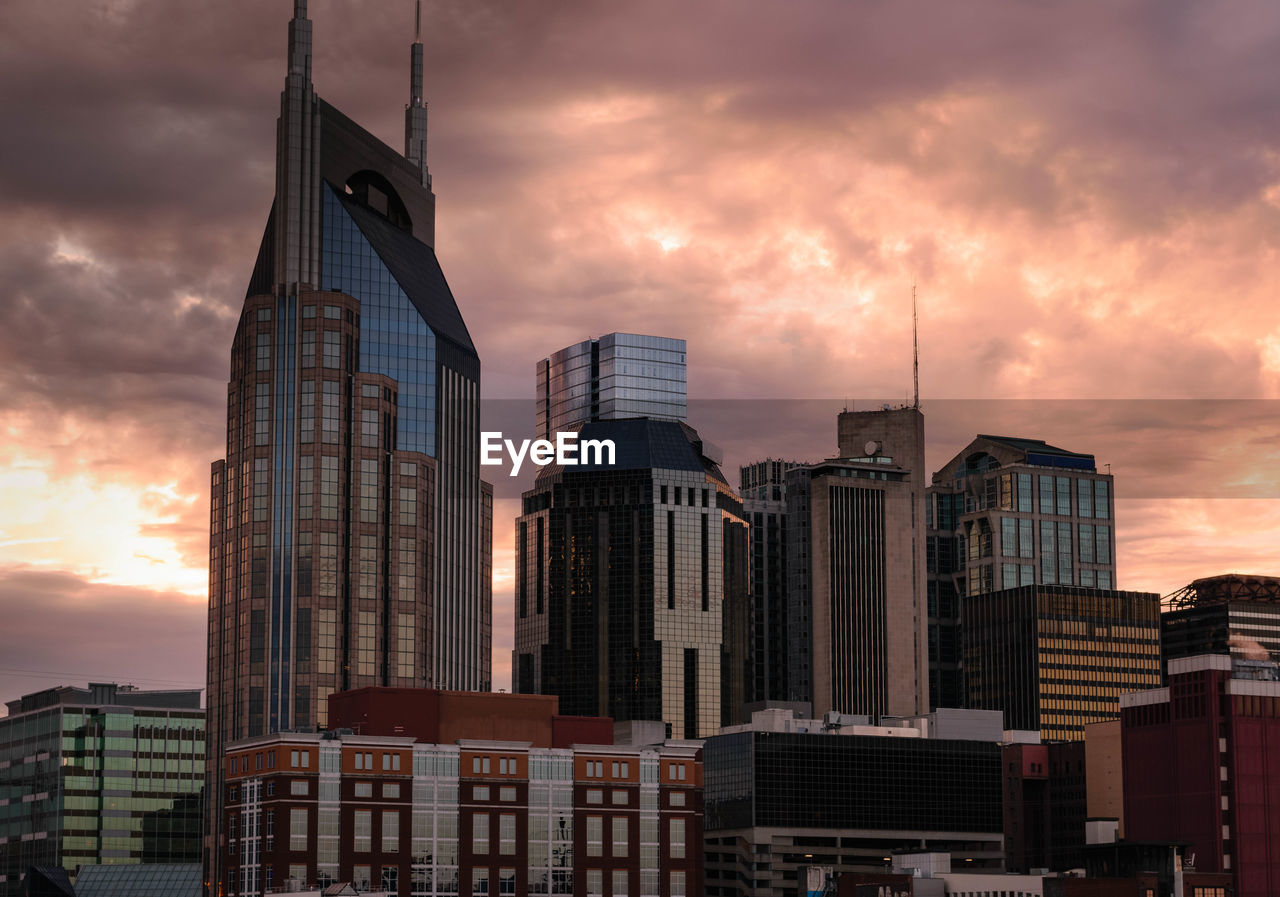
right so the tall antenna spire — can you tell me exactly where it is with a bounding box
[287,0,312,80]
[912,279,920,409]
[405,0,431,188]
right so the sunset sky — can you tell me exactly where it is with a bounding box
[2,0,1279,706]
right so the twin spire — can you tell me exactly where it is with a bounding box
[286,0,431,188]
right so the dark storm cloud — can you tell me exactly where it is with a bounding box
[2,0,1279,694]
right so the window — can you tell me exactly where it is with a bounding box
[612,817,628,856]
[670,790,685,807]
[499,786,516,802]
[1001,517,1016,557]
[381,867,398,894]
[382,810,399,852]
[1095,480,1110,518]
[291,780,308,796]
[1080,523,1094,563]
[353,867,371,892]
[498,869,516,895]
[586,816,603,856]
[354,782,372,798]
[1017,473,1032,512]
[500,814,516,854]
[290,808,307,851]
[1056,476,1071,516]
[474,785,490,801]
[611,790,627,805]
[354,810,371,853]
[290,750,300,768]
[322,329,340,368]
[669,818,686,858]
[472,868,489,895]
[473,813,490,853]
[586,870,602,897]
[1078,479,1093,517]
[1096,525,1112,564]
[1039,476,1053,514]
[383,782,400,799]
[1040,521,1056,584]
[670,871,686,897]
[586,789,603,805]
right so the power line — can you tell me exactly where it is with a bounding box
[0,668,204,689]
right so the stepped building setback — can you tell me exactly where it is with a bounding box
[206,2,492,891]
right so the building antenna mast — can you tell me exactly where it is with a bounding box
[912,279,920,409]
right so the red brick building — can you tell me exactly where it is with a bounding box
[1122,654,1280,897]
[222,689,702,897]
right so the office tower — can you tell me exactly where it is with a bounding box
[0,684,204,896]
[785,407,929,718]
[738,460,803,706]
[1162,573,1280,666]
[206,2,491,889]
[926,435,1117,709]
[702,707,1005,896]
[221,690,703,897]
[512,418,750,737]
[535,333,686,440]
[963,585,1161,740]
[1122,654,1280,897]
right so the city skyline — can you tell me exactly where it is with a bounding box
[3,0,1280,701]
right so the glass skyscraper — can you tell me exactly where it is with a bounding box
[205,2,490,891]
[0,684,204,896]
[535,333,686,440]
[926,434,1117,709]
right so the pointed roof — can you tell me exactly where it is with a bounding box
[331,185,474,354]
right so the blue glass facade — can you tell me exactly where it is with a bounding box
[320,183,437,457]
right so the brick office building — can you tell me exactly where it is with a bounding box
[1122,654,1280,897]
[221,689,702,897]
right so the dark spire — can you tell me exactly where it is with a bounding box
[274,0,320,288]
[405,1,431,188]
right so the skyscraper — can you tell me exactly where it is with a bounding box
[535,333,686,440]
[785,407,930,718]
[206,2,490,889]
[963,584,1161,740]
[512,418,750,737]
[926,435,1117,708]
[738,459,802,706]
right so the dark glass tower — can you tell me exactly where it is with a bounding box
[512,419,750,737]
[205,3,490,891]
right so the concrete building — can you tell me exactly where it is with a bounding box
[786,407,929,719]
[536,333,686,440]
[513,418,750,738]
[702,708,1006,896]
[963,585,1162,741]
[0,684,204,897]
[206,3,493,890]
[1121,654,1280,897]
[1084,720,1124,840]
[927,435,1117,709]
[220,688,702,897]
[1161,573,1280,667]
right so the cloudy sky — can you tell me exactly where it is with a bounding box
[2,0,1279,705]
